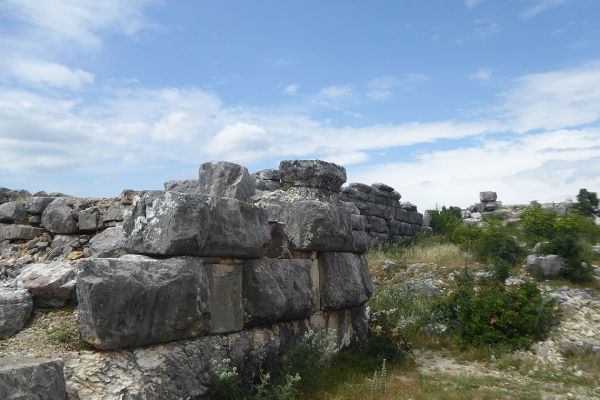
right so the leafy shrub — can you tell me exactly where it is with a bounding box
[451,223,524,266]
[433,269,559,350]
[428,206,462,236]
[520,205,558,245]
[554,209,600,243]
[252,372,301,400]
[282,329,339,392]
[211,358,241,400]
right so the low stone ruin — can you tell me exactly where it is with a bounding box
[0,159,425,399]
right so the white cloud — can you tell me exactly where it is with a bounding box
[468,67,493,81]
[521,0,570,20]
[465,0,483,8]
[6,58,94,89]
[350,129,600,211]
[502,61,600,131]
[318,85,354,100]
[283,84,299,96]
[0,0,157,50]
[473,19,502,39]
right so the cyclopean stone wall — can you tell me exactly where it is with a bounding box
[0,159,384,399]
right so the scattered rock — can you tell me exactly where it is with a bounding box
[0,289,33,339]
[25,197,55,215]
[41,198,78,234]
[383,260,399,272]
[16,261,76,307]
[0,202,27,224]
[197,161,255,200]
[526,254,564,279]
[0,358,66,400]
[0,224,46,241]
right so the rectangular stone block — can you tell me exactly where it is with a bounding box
[78,210,100,231]
[243,259,318,326]
[206,264,243,334]
[395,207,409,222]
[0,358,66,400]
[76,256,210,350]
[123,191,270,257]
[407,211,423,225]
[319,252,373,311]
[351,214,366,231]
[387,219,402,235]
[367,215,388,233]
[0,224,45,241]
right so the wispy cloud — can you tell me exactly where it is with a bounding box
[465,0,484,8]
[520,0,570,20]
[4,58,94,89]
[468,67,493,81]
[283,83,300,95]
[473,19,502,39]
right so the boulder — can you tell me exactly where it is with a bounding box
[371,182,395,192]
[243,259,317,326]
[0,202,27,224]
[254,179,281,191]
[319,252,373,310]
[101,204,124,224]
[197,161,255,200]
[41,198,78,234]
[0,289,33,339]
[78,209,100,231]
[279,159,346,192]
[0,224,45,241]
[87,225,127,258]
[526,254,564,279]
[76,256,211,350]
[255,169,281,181]
[0,187,30,205]
[123,191,270,257]
[25,197,55,215]
[164,179,200,193]
[16,261,76,307]
[0,358,66,400]
[273,200,353,252]
[480,191,498,202]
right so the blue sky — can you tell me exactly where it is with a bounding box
[1,0,599,210]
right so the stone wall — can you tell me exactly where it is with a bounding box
[0,159,382,399]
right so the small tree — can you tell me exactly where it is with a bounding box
[574,188,599,217]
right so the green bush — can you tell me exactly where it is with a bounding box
[539,234,593,283]
[428,206,462,236]
[451,223,524,266]
[520,205,558,245]
[433,269,559,350]
[554,209,600,243]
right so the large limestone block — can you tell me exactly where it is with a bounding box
[206,263,243,334]
[0,202,27,224]
[16,262,76,307]
[526,254,564,279]
[243,259,317,326]
[0,289,33,339]
[0,224,45,241]
[279,159,347,191]
[41,198,78,234]
[0,358,66,400]
[76,256,211,350]
[198,161,255,200]
[123,191,270,257]
[276,200,353,251]
[164,179,200,193]
[319,252,373,310]
[87,225,127,258]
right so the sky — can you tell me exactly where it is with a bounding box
[0,0,599,211]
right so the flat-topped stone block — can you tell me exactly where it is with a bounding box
[0,289,33,339]
[279,160,347,191]
[319,252,373,310]
[0,358,66,400]
[76,256,210,350]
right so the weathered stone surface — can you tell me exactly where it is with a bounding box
[120,189,139,205]
[367,215,387,233]
[408,211,424,225]
[254,179,281,191]
[255,169,281,181]
[262,222,292,259]
[41,198,78,234]
[206,263,243,334]
[101,204,124,223]
[164,179,200,193]
[25,197,55,215]
[274,200,353,251]
[319,252,373,310]
[77,209,99,231]
[351,214,366,231]
[0,187,30,205]
[351,230,369,253]
[198,161,255,200]
[0,202,27,224]
[76,256,210,350]
[0,358,66,400]
[480,191,498,202]
[372,182,394,193]
[87,225,127,258]
[123,191,270,257]
[16,261,76,307]
[279,159,347,191]
[526,254,564,279]
[0,224,45,241]
[243,259,317,326]
[0,289,33,339]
